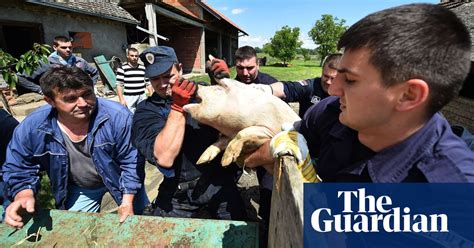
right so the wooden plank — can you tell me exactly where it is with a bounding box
[0,90,14,116]
[0,207,258,247]
[93,55,117,93]
[152,4,204,28]
[268,156,304,247]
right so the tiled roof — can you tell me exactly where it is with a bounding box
[26,1,139,24]
[197,0,248,36]
[438,0,471,9]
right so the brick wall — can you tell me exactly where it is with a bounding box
[441,96,474,132]
[170,27,203,73]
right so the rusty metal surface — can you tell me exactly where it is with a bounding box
[0,207,258,247]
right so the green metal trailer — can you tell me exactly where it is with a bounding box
[0,207,258,247]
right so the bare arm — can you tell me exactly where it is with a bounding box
[153,109,186,168]
[116,84,126,106]
[243,140,275,175]
[118,193,135,223]
[116,66,126,105]
[270,82,286,98]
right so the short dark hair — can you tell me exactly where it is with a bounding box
[127,47,139,54]
[235,46,257,61]
[338,4,471,116]
[40,66,93,99]
[53,36,71,46]
[322,53,342,70]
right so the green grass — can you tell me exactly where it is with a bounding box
[189,56,322,83]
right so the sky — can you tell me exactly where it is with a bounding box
[205,0,439,49]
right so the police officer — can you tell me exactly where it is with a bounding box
[132,46,246,220]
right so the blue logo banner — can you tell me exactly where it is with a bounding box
[304,183,474,248]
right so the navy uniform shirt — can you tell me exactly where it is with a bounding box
[235,71,278,85]
[282,77,329,117]
[296,96,474,182]
[131,92,241,183]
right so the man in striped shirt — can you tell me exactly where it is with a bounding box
[116,48,153,113]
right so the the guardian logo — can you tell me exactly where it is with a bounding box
[311,188,448,233]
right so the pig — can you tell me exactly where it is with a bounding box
[183,78,301,167]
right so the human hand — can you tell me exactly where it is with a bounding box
[120,98,127,107]
[240,140,276,175]
[4,189,36,229]
[118,194,134,223]
[206,55,230,84]
[269,123,320,182]
[171,78,197,113]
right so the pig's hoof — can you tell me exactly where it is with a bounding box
[221,154,237,167]
[196,145,222,165]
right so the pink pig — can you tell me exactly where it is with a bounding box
[183,78,300,166]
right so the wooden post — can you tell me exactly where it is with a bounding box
[0,90,14,116]
[268,156,304,247]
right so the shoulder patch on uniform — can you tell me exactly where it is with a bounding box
[298,80,310,86]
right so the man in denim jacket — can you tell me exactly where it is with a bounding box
[3,66,148,228]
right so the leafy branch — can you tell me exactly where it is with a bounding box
[0,43,51,88]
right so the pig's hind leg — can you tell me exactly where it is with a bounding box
[196,134,231,165]
[221,126,274,166]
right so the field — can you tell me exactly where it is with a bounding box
[189,54,322,83]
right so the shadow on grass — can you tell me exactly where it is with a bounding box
[264,63,319,68]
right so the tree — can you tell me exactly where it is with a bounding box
[268,26,302,66]
[299,48,312,61]
[0,43,51,88]
[309,14,347,65]
[262,42,272,55]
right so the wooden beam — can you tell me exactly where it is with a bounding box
[152,4,204,28]
[145,3,158,46]
[269,156,323,247]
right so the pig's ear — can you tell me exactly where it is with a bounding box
[216,78,234,90]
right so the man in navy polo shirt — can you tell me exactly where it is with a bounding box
[210,45,278,85]
[245,4,474,182]
[131,46,246,219]
[262,53,342,118]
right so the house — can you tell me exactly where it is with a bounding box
[119,0,248,74]
[0,0,138,62]
[1,0,246,75]
[439,0,474,132]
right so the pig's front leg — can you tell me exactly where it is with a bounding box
[221,126,275,166]
[197,134,231,165]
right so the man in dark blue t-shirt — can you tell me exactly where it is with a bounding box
[209,45,278,85]
[243,4,474,183]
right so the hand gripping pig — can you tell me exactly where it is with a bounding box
[182,78,301,167]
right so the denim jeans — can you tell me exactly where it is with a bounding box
[65,184,149,214]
